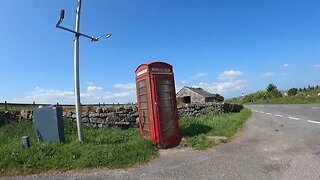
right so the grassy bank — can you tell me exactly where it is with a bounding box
[1,109,251,176]
[252,96,320,105]
[0,121,158,176]
[179,109,251,150]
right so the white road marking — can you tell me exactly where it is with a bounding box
[308,120,320,124]
[255,110,259,113]
[274,114,283,117]
[283,106,300,109]
[311,107,320,110]
[266,113,272,115]
[260,111,265,113]
[288,117,300,120]
[283,106,292,108]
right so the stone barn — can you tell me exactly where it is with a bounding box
[176,86,218,104]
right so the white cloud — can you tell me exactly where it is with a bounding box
[181,80,188,84]
[219,70,243,80]
[186,70,247,97]
[86,82,94,86]
[13,88,74,104]
[190,73,207,79]
[87,85,103,92]
[198,80,247,94]
[284,63,289,68]
[261,72,274,78]
[314,64,320,68]
[114,83,136,90]
[14,82,137,104]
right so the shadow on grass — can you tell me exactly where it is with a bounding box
[180,122,212,138]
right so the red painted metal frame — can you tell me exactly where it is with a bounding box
[135,62,181,148]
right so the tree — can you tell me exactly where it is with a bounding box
[266,83,282,98]
[288,88,298,96]
[241,95,254,104]
[214,94,224,102]
[252,90,269,100]
[307,85,312,90]
[267,83,277,93]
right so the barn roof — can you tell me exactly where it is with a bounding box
[180,86,215,98]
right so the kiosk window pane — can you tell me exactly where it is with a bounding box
[139,80,146,88]
[143,131,150,137]
[141,102,147,109]
[143,123,150,130]
[159,84,170,92]
[140,95,147,102]
[142,110,148,116]
[139,87,146,95]
[157,79,171,85]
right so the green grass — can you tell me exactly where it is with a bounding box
[179,109,251,150]
[0,121,158,176]
[0,104,32,111]
[0,109,252,175]
[252,96,320,105]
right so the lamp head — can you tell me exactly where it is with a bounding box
[60,9,65,20]
[105,34,112,39]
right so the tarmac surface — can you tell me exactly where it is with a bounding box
[3,104,320,180]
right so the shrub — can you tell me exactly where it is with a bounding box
[288,88,298,96]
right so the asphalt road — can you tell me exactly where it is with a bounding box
[3,104,320,180]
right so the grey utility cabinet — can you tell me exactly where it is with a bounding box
[33,106,64,143]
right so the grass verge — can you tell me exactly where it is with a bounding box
[252,96,320,105]
[179,108,251,150]
[0,121,158,176]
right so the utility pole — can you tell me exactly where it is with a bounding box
[74,0,83,142]
[56,0,111,142]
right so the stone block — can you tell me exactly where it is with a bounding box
[100,113,108,118]
[95,107,103,113]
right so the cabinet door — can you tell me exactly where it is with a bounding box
[155,77,175,140]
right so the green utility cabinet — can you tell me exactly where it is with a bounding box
[33,106,64,143]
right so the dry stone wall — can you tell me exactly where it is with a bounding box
[178,102,243,118]
[63,105,139,128]
[0,111,19,127]
[2,103,243,128]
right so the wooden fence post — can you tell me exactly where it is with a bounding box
[4,101,7,111]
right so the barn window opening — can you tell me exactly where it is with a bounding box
[182,96,191,104]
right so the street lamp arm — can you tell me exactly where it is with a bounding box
[56,9,111,42]
[56,19,63,28]
[57,25,111,42]
[57,24,97,41]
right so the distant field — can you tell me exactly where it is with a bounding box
[0,103,34,111]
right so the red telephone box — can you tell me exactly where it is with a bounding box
[135,62,181,148]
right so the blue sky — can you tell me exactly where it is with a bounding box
[0,0,320,104]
